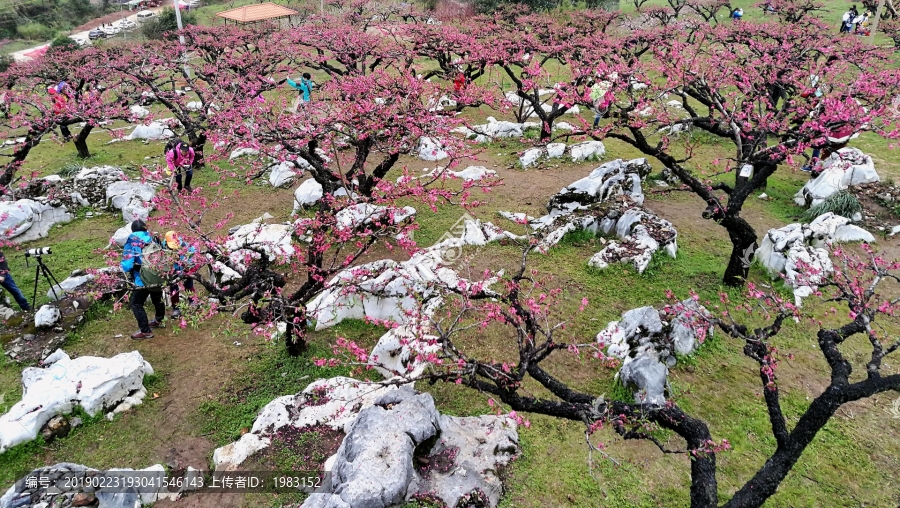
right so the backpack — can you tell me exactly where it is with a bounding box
[138,241,176,289]
[164,139,184,156]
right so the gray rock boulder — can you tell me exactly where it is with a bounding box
[47,273,94,300]
[327,387,440,508]
[411,414,519,507]
[669,298,713,356]
[618,353,668,405]
[0,305,15,321]
[300,387,519,508]
[547,158,652,210]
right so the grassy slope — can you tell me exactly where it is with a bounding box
[1,3,899,508]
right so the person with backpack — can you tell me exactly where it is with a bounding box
[589,79,614,128]
[732,7,744,20]
[0,250,31,313]
[165,140,195,193]
[164,230,196,319]
[286,72,314,112]
[121,219,166,340]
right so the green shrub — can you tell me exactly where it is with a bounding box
[16,22,56,41]
[141,7,197,41]
[49,35,79,53]
[800,191,862,223]
[0,54,11,73]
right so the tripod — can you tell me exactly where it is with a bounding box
[27,255,62,308]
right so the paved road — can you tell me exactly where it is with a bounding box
[10,6,165,62]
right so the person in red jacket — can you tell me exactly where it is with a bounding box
[165,141,196,193]
[453,73,466,93]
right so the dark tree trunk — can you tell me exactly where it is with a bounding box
[284,306,308,357]
[539,118,552,141]
[59,124,72,140]
[187,131,206,168]
[0,133,45,188]
[724,392,841,507]
[73,125,92,159]
[721,215,758,287]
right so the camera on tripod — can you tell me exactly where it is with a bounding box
[22,247,61,306]
[24,247,52,258]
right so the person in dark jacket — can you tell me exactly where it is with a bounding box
[0,250,31,312]
[121,219,165,339]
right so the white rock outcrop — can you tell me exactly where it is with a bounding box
[418,137,449,161]
[34,305,60,328]
[225,222,296,266]
[597,299,712,405]
[124,121,175,141]
[498,158,675,273]
[269,160,302,188]
[418,165,497,182]
[293,179,325,212]
[755,213,874,305]
[0,199,72,242]
[0,350,153,454]
[106,180,157,223]
[569,140,606,162]
[794,148,879,207]
[213,377,400,471]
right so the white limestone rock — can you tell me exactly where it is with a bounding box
[212,377,400,471]
[106,180,156,223]
[519,147,544,168]
[0,350,153,454]
[46,273,93,301]
[794,148,879,207]
[368,325,440,378]
[229,147,260,161]
[129,105,150,119]
[124,121,175,141]
[293,179,325,213]
[34,305,60,328]
[569,140,606,162]
[418,137,449,161]
[225,222,295,264]
[269,160,302,188]
[547,143,566,158]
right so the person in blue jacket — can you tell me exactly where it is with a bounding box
[287,72,314,112]
[121,219,165,340]
[0,250,31,312]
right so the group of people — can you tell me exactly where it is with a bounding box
[840,5,872,34]
[120,220,196,340]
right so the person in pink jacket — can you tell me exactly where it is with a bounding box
[165,141,196,192]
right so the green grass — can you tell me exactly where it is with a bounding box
[198,320,378,446]
[1,11,898,507]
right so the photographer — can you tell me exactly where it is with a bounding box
[0,250,31,312]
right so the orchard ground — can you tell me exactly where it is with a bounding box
[0,93,899,508]
[1,1,900,507]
